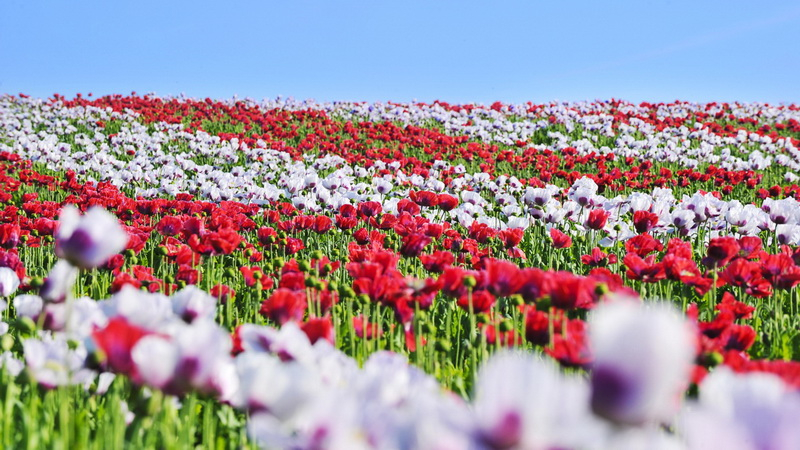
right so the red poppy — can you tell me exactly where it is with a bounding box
[585,209,610,230]
[300,317,334,344]
[624,233,663,257]
[632,210,659,233]
[156,216,184,236]
[396,199,421,215]
[622,253,665,283]
[357,201,382,218]
[436,193,459,211]
[409,190,439,207]
[260,288,307,325]
[456,289,495,313]
[91,317,152,376]
[399,233,431,257]
[703,237,740,268]
[549,228,572,249]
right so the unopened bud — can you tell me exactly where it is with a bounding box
[463,275,477,288]
[1,334,14,351]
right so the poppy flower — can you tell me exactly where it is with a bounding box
[55,206,129,269]
[549,228,572,249]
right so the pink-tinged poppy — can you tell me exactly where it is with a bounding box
[335,215,358,230]
[581,247,617,267]
[665,238,693,260]
[311,216,333,234]
[738,236,763,259]
[524,309,552,346]
[468,222,496,244]
[546,321,592,368]
[55,206,129,269]
[759,253,800,290]
[516,268,553,303]
[285,237,305,255]
[484,258,525,297]
[338,204,357,218]
[661,254,700,282]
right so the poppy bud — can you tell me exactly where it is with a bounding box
[1,334,14,351]
[463,275,477,288]
[15,317,37,335]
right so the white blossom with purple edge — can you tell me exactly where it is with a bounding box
[55,205,129,269]
[589,298,696,426]
[170,286,217,323]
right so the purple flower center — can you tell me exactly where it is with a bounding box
[590,365,636,424]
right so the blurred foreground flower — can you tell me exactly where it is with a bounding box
[589,298,696,426]
[681,369,800,450]
[0,267,19,297]
[55,206,129,269]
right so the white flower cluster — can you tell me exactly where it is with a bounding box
[2,96,799,245]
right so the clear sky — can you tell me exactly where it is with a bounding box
[1,0,799,105]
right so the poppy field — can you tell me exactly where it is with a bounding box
[0,93,799,448]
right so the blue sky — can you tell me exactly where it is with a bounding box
[1,0,799,104]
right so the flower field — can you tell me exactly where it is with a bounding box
[1,93,800,448]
